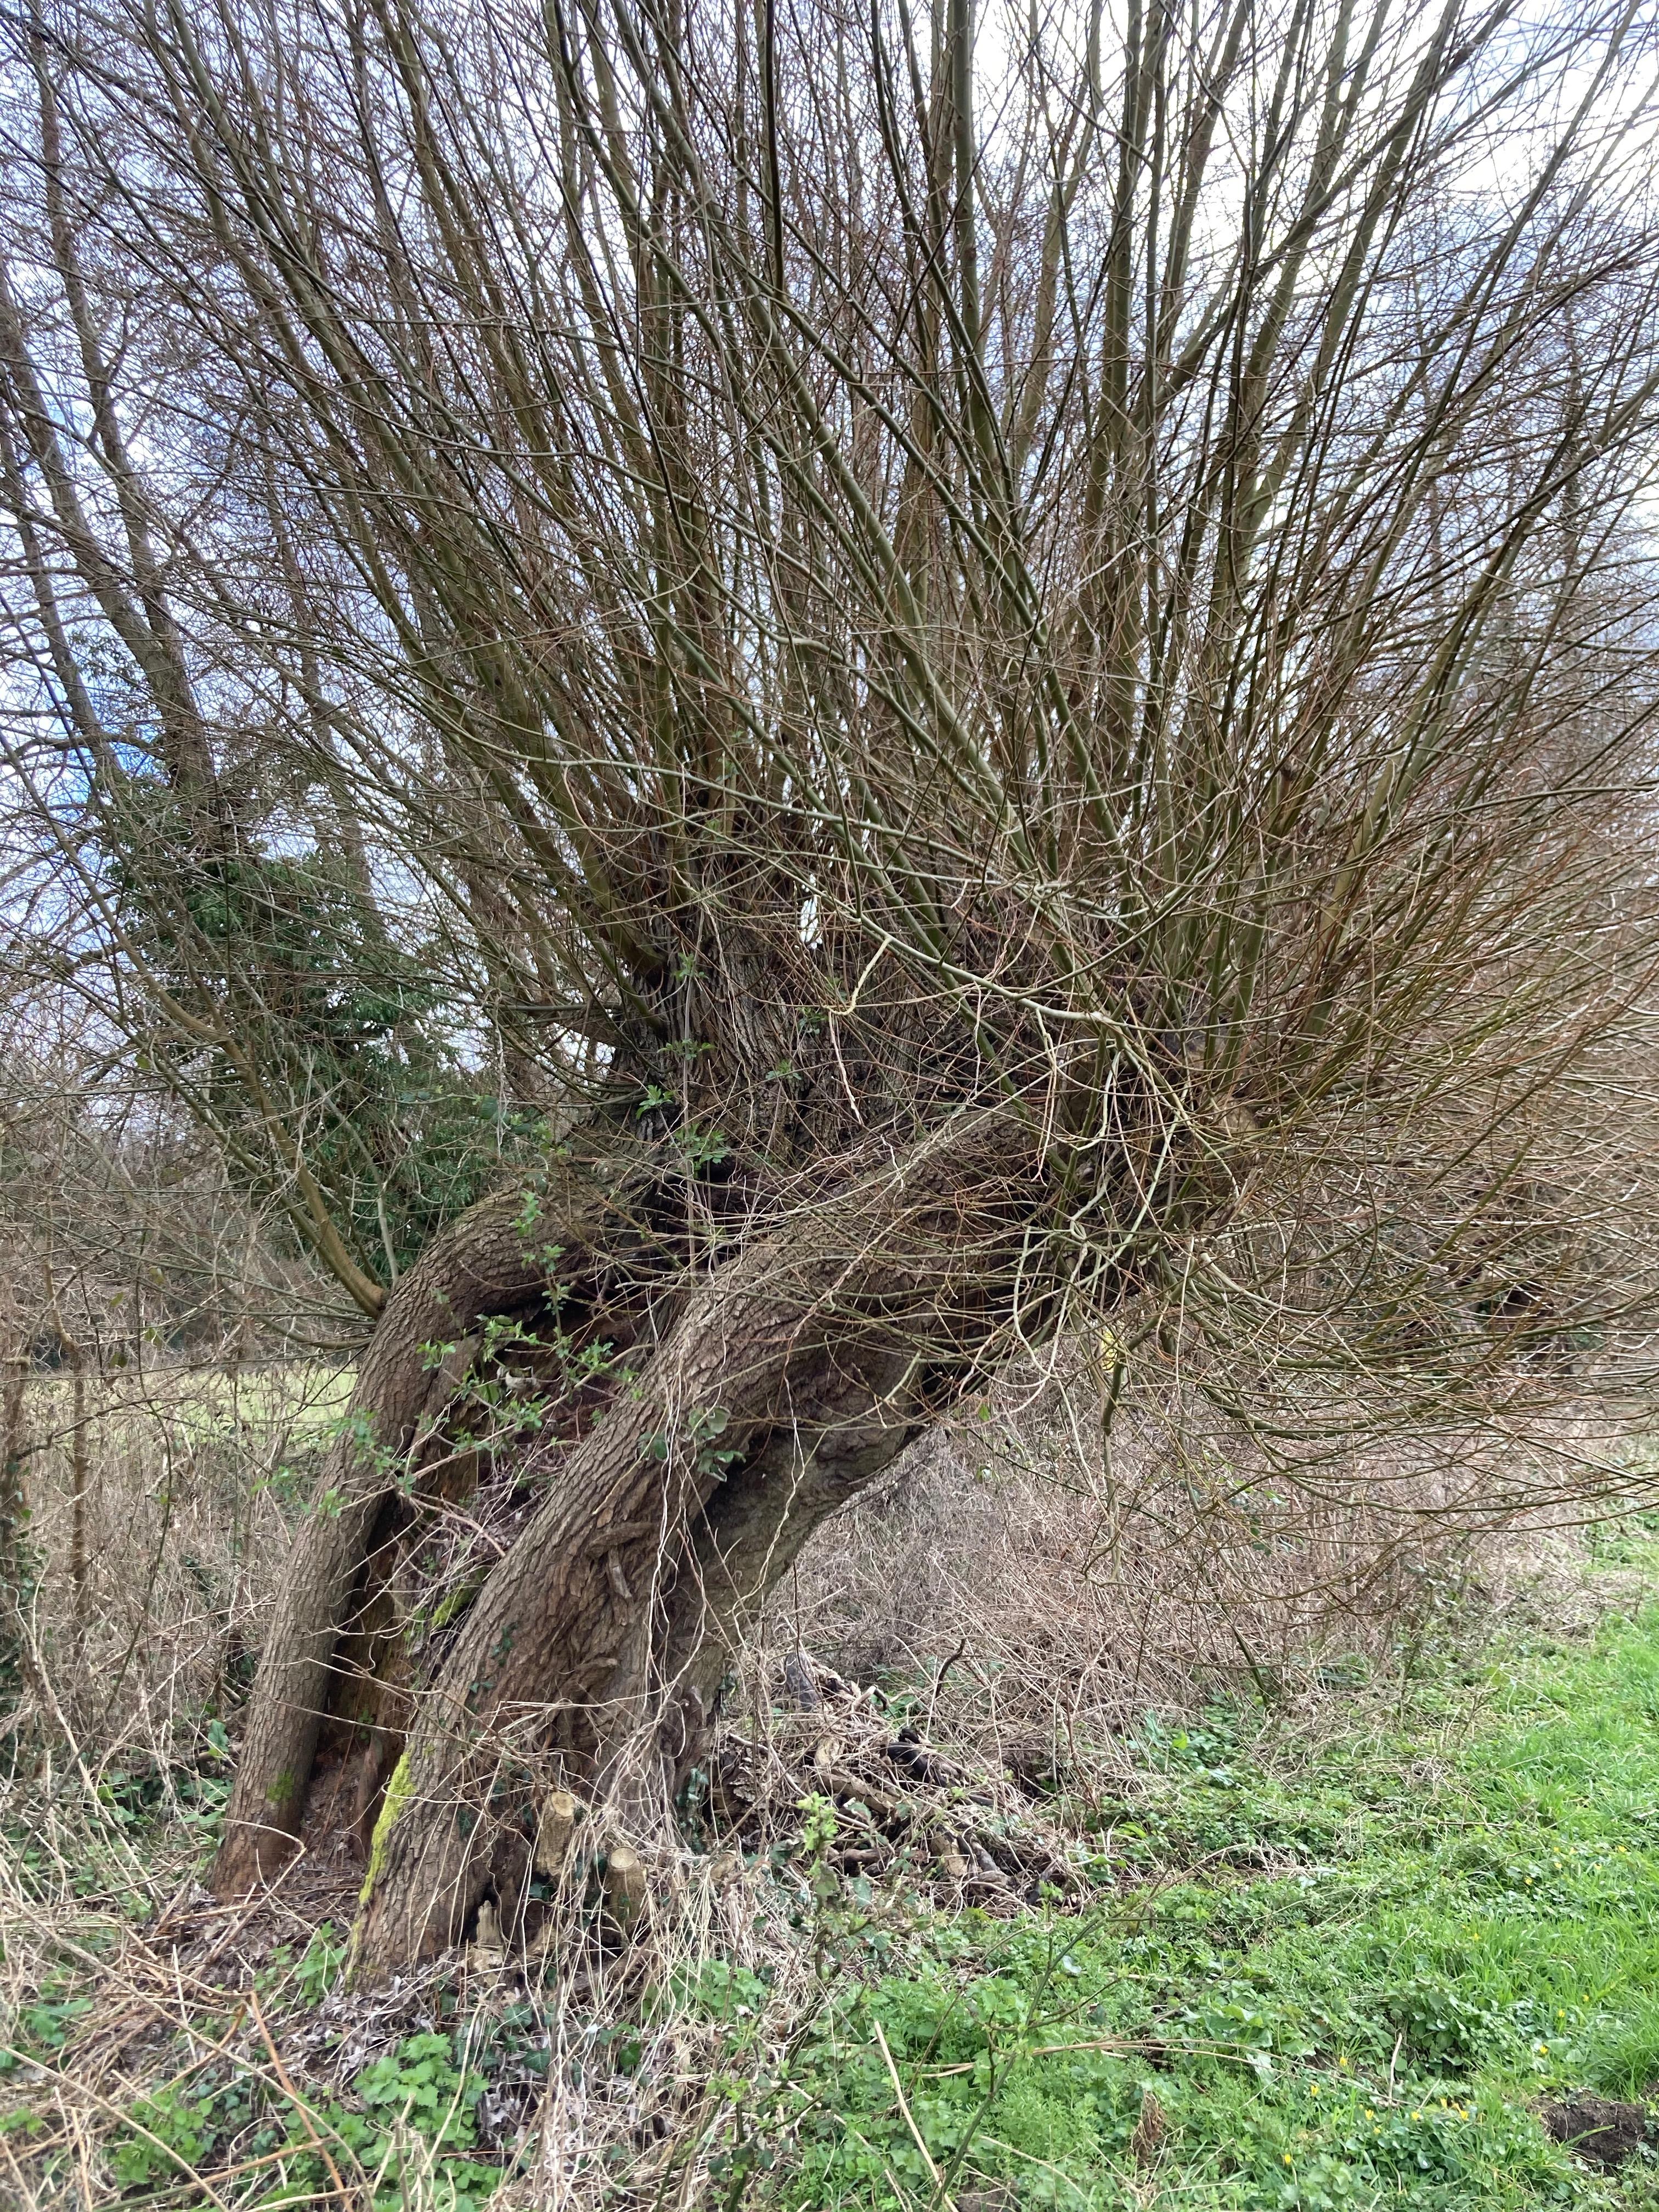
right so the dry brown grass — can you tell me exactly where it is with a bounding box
[776,1363,1626,1794]
[5,1364,349,1779]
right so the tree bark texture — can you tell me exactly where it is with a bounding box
[351,1111,1049,1971]
[212,1144,661,1891]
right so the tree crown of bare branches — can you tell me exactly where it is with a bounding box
[1,0,1657,1425]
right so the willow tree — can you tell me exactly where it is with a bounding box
[3,0,1659,1973]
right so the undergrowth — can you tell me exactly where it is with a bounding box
[9,1538,1659,2205]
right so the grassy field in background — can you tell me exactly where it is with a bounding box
[23,1359,354,1442]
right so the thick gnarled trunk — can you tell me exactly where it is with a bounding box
[349,1114,1046,1975]
[214,1109,1050,1978]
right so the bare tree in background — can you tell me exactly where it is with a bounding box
[2,0,1659,1974]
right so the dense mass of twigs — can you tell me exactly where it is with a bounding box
[2,0,1659,1427]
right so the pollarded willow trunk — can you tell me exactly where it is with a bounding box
[212,1139,664,1892]
[349,1110,1053,1975]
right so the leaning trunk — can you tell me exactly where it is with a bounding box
[350,1113,1049,1975]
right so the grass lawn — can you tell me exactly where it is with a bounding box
[752,1547,1659,2208]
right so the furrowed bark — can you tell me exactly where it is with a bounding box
[350,1113,1047,1973]
[663,1383,923,1724]
[213,1149,652,1893]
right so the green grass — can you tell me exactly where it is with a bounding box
[741,1557,1659,2209]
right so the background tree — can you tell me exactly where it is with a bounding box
[3,0,1659,1973]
